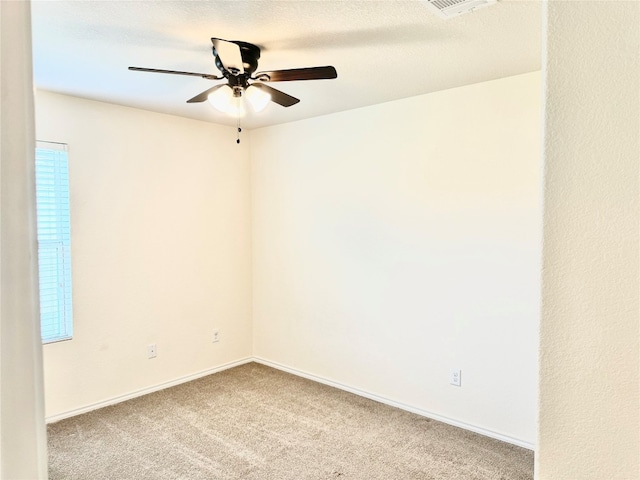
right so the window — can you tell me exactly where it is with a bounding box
[35,141,73,343]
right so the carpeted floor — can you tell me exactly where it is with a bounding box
[48,363,534,479]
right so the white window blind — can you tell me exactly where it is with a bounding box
[35,141,73,343]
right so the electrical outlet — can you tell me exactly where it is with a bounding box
[212,330,220,343]
[147,343,157,359]
[450,368,461,387]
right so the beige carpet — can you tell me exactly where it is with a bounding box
[48,363,533,479]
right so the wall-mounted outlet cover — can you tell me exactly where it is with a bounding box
[212,330,220,343]
[147,343,157,359]
[450,368,462,387]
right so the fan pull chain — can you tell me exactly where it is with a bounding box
[236,118,242,144]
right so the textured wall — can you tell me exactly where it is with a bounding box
[0,1,48,477]
[36,92,253,418]
[252,72,541,446]
[537,1,639,478]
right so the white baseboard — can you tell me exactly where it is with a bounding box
[253,356,535,451]
[45,357,253,424]
[46,355,535,451]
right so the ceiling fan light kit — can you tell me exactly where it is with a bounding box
[208,85,245,117]
[129,37,338,133]
[207,84,271,116]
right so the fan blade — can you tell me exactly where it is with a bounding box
[251,83,300,107]
[187,84,227,103]
[211,38,244,75]
[128,66,221,80]
[255,66,337,82]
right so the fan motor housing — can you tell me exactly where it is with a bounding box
[213,40,261,77]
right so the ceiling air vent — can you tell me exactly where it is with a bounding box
[424,0,497,18]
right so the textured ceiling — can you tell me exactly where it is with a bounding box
[31,0,542,130]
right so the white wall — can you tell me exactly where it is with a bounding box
[36,92,253,419]
[251,72,541,446]
[0,1,48,477]
[537,1,639,478]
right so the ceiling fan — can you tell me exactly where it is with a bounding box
[129,37,338,116]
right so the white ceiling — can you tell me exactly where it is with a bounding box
[31,0,542,130]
